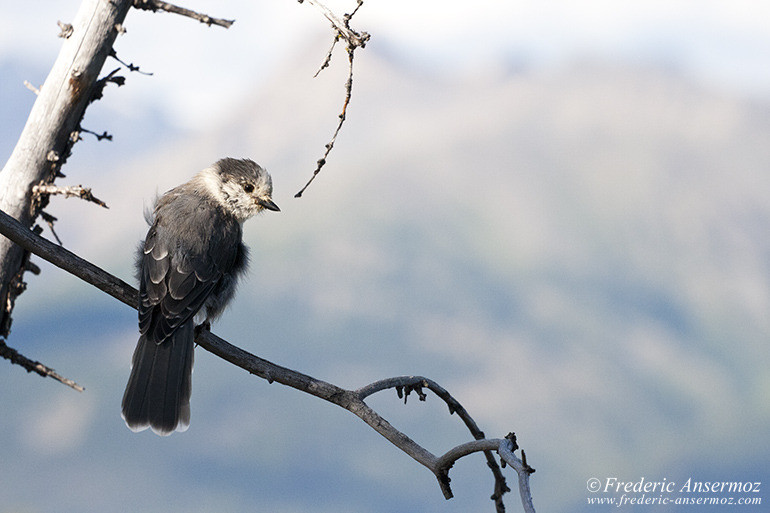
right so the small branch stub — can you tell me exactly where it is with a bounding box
[23,81,41,95]
[57,20,74,39]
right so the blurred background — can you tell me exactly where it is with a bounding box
[1,1,769,512]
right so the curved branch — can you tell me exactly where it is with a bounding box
[0,207,535,512]
[433,437,535,513]
[357,375,511,510]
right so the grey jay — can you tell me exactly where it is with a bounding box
[121,158,279,435]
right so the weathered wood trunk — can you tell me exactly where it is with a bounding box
[0,0,132,336]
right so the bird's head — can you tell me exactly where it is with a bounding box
[200,158,280,222]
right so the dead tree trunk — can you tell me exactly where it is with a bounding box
[0,0,132,337]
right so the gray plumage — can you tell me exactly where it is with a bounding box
[122,158,279,436]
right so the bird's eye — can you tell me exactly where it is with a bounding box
[243,183,255,193]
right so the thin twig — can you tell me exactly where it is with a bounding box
[350,0,365,18]
[295,46,357,198]
[38,211,63,246]
[132,0,234,28]
[0,207,535,511]
[79,128,114,141]
[109,49,153,75]
[294,0,370,197]
[314,35,340,78]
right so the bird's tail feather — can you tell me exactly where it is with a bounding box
[121,321,194,436]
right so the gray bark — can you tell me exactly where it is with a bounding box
[0,0,132,336]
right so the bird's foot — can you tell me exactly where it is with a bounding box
[194,320,211,340]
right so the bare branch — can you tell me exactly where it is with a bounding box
[357,375,512,508]
[436,438,501,470]
[314,35,340,78]
[295,46,357,198]
[294,0,370,197]
[0,338,84,391]
[32,183,109,209]
[499,435,537,513]
[78,128,114,141]
[432,437,535,513]
[0,209,137,309]
[0,212,79,389]
[109,49,153,75]
[38,211,63,245]
[132,0,234,28]
[0,207,535,511]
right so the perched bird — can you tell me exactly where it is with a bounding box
[121,158,279,435]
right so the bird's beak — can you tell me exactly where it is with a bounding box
[258,197,280,212]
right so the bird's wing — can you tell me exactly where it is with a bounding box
[138,212,239,345]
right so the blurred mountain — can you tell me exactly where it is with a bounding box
[3,46,769,513]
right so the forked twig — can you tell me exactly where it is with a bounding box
[295,0,370,197]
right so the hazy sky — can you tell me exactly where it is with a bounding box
[2,0,769,129]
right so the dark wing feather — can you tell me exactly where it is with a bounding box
[138,200,242,345]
